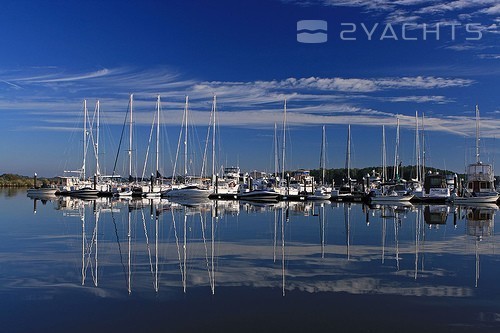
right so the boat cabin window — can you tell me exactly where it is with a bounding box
[480,182,491,189]
[468,164,492,175]
[428,177,444,187]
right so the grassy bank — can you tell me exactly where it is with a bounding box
[0,174,54,188]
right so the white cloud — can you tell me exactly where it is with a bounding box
[385,95,452,103]
[478,53,500,59]
[480,3,500,15]
[24,69,111,83]
[204,76,473,94]
[0,66,491,141]
[0,80,22,89]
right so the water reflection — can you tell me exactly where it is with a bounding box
[21,195,500,299]
[463,204,496,288]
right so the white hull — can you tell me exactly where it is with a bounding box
[307,187,331,201]
[370,195,414,203]
[68,187,99,197]
[27,187,58,195]
[213,187,240,195]
[307,194,331,201]
[452,193,499,204]
[238,190,279,201]
[144,192,162,198]
[163,187,212,198]
[413,188,450,201]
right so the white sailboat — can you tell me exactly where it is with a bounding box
[308,126,331,200]
[204,96,240,198]
[163,96,212,198]
[331,125,363,201]
[273,99,301,198]
[239,100,286,201]
[368,119,413,203]
[142,95,168,197]
[411,112,450,202]
[115,94,135,197]
[67,100,99,197]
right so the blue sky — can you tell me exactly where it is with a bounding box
[1,0,499,177]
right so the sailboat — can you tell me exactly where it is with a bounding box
[205,96,240,199]
[368,119,413,203]
[111,94,135,197]
[452,105,499,204]
[163,96,212,199]
[66,100,99,198]
[411,112,450,202]
[142,95,168,197]
[331,125,363,201]
[239,100,284,201]
[308,126,331,200]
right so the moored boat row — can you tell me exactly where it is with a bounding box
[29,98,499,205]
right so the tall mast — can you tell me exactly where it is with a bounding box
[345,125,351,186]
[320,125,326,184]
[184,96,189,178]
[129,94,133,180]
[421,113,426,178]
[415,111,421,182]
[127,206,131,294]
[212,95,217,182]
[281,99,287,182]
[156,95,160,180]
[96,100,100,177]
[281,204,286,296]
[382,125,387,183]
[475,105,480,163]
[83,99,87,180]
[155,206,159,293]
[81,203,85,285]
[274,123,279,177]
[94,206,99,287]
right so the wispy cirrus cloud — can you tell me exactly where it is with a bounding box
[0,66,491,140]
[202,76,473,94]
[0,80,22,89]
[384,95,452,103]
[21,68,111,83]
[0,67,472,101]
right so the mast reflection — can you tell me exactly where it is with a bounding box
[44,196,499,297]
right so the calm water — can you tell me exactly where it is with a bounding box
[1,189,500,332]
